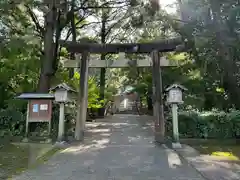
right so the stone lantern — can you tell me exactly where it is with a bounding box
[165,84,187,148]
[50,83,77,141]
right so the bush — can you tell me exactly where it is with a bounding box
[227,110,240,138]
[166,110,240,139]
[0,103,76,140]
[0,109,25,137]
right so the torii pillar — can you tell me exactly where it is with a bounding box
[75,52,89,141]
[152,50,165,143]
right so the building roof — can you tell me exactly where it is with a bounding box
[17,93,55,100]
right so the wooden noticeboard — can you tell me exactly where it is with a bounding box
[17,93,54,141]
[26,99,53,139]
[28,100,52,122]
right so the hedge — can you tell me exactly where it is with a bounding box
[166,110,240,139]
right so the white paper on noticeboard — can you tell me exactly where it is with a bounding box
[33,104,39,112]
[40,104,48,110]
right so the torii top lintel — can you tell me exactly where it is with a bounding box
[59,38,183,54]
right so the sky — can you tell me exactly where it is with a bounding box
[160,0,177,14]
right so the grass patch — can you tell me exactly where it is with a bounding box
[0,144,29,179]
[0,143,62,179]
[194,145,240,160]
[185,139,240,163]
[34,146,62,166]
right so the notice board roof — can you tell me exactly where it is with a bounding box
[17,93,55,100]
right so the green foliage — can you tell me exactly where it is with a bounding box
[88,77,104,109]
[1,0,240,140]
[0,109,25,137]
[69,72,106,108]
[166,110,240,139]
[174,0,240,108]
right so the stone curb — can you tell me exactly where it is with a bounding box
[163,144,209,180]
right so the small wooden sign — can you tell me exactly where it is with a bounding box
[168,89,182,103]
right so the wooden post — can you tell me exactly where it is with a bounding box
[25,101,30,138]
[151,50,165,143]
[172,104,179,142]
[58,103,65,141]
[75,52,89,140]
[83,56,89,130]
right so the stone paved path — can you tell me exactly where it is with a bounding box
[13,114,205,180]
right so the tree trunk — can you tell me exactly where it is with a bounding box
[38,73,51,93]
[38,3,57,92]
[176,0,189,22]
[69,8,77,78]
[147,86,153,113]
[99,10,107,117]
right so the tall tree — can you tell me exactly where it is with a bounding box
[173,0,240,109]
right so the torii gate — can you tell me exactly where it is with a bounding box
[59,38,183,143]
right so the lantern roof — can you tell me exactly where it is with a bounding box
[50,83,76,92]
[165,83,187,92]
